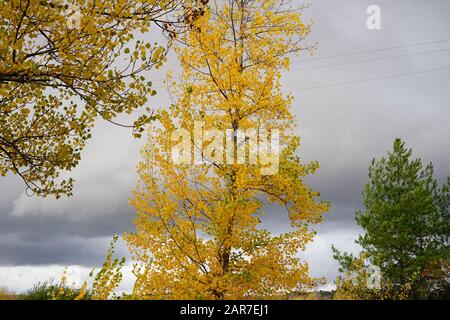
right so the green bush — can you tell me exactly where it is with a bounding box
[20,280,92,300]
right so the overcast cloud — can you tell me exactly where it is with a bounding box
[1,0,449,292]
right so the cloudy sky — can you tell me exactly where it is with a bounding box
[1,0,449,293]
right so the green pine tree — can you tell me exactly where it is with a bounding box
[334,138,449,299]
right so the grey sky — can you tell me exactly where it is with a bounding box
[1,0,449,292]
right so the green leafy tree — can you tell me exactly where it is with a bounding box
[334,138,449,299]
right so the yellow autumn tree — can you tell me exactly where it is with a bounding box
[125,0,328,300]
[0,0,208,197]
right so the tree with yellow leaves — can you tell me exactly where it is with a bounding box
[125,0,328,300]
[0,0,208,197]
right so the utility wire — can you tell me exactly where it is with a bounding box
[152,39,450,85]
[289,47,450,72]
[293,38,450,63]
[155,65,450,92]
[289,65,450,92]
[151,39,450,91]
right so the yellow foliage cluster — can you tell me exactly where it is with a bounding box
[125,0,329,300]
[89,235,125,300]
[0,0,204,196]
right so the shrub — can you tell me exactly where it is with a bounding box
[20,280,92,300]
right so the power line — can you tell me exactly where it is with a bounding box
[152,39,450,85]
[289,65,450,92]
[151,39,450,91]
[293,38,450,64]
[289,47,450,72]
[155,65,450,92]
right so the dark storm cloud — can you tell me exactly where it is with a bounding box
[0,122,141,266]
[290,0,450,228]
[0,180,135,265]
[0,233,107,266]
[0,0,449,289]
